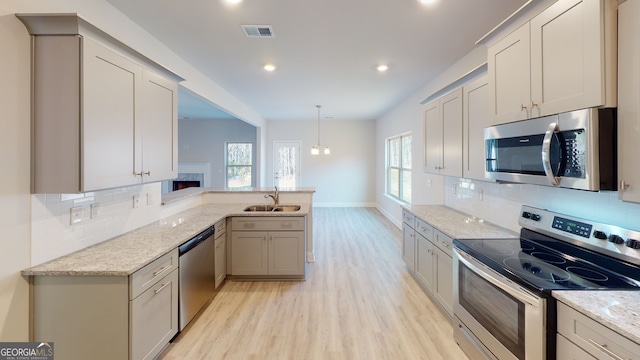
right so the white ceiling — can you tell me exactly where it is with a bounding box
[106,0,528,121]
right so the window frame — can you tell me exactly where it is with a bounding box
[386,132,411,203]
[225,142,254,189]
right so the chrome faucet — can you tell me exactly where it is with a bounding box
[265,186,279,206]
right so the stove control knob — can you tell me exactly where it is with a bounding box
[593,231,607,240]
[626,238,640,249]
[522,212,531,219]
[609,235,624,244]
[530,213,541,221]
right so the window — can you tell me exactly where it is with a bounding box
[387,134,411,202]
[226,142,253,188]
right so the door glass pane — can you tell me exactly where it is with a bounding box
[274,142,301,188]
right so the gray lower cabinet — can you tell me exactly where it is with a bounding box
[214,219,227,289]
[31,249,179,360]
[557,302,640,360]
[230,217,306,278]
[402,209,453,317]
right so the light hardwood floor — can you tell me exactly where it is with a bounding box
[159,207,469,360]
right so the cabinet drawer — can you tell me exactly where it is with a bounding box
[557,302,640,360]
[402,210,415,227]
[231,216,305,231]
[434,230,453,256]
[214,218,226,239]
[415,218,433,240]
[130,248,178,300]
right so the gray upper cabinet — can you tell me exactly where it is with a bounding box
[17,14,182,193]
[488,0,617,125]
[462,75,491,181]
[423,88,463,177]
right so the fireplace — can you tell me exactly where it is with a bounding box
[172,180,201,191]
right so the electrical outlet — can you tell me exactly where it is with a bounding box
[427,179,432,188]
[70,206,83,225]
[91,203,101,219]
[133,195,140,209]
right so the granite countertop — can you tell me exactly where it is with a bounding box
[553,290,640,344]
[402,204,518,239]
[23,202,310,277]
[162,187,316,205]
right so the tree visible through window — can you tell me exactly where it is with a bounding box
[387,134,411,202]
[226,143,253,188]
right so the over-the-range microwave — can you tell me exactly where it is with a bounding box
[484,108,616,191]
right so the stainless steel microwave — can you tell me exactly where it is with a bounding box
[484,108,616,191]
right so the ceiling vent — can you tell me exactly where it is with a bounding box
[241,25,275,38]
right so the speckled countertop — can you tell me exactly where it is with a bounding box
[554,291,640,344]
[22,202,310,276]
[402,204,518,239]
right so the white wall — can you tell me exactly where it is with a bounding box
[0,0,265,340]
[266,119,376,206]
[178,119,258,188]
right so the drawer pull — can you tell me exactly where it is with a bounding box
[588,339,626,360]
[418,226,427,231]
[281,223,292,228]
[153,265,170,277]
[154,282,170,294]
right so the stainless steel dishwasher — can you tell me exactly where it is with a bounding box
[178,225,215,331]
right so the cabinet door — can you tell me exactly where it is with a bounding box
[463,75,491,181]
[440,88,463,177]
[488,24,531,124]
[214,236,226,289]
[434,247,453,317]
[423,99,442,173]
[618,0,640,203]
[82,38,142,191]
[231,231,268,275]
[415,233,434,291]
[130,269,179,360]
[141,70,178,182]
[268,231,305,275]
[530,0,608,116]
[402,223,416,272]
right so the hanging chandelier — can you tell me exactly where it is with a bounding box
[311,105,330,155]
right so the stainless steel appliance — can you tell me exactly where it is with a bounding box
[484,108,616,191]
[453,205,640,360]
[179,226,215,331]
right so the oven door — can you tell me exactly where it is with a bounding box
[453,248,548,360]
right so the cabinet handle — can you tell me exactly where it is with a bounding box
[521,104,528,111]
[588,339,626,360]
[418,226,427,231]
[281,223,292,228]
[134,171,151,176]
[531,101,538,108]
[154,282,170,294]
[153,265,171,277]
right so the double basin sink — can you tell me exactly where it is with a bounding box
[244,204,301,212]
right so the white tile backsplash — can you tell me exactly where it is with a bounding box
[444,177,640,233]
[31,182,165,266]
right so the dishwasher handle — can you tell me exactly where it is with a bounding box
[179,226,214,255]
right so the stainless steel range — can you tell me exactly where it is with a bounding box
[453,205,640,360]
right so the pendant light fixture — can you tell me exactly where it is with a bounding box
[311,105,330,155]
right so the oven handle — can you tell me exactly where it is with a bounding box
[542,122,560,186]
[455,249,540,307]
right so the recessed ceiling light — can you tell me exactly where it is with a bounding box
[418,0,438,5]
[377,64,389,72]
[226,0,243,4]
[264,64,276,71]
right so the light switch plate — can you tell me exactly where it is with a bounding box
[70,206,83,225]
[146,193,154,206]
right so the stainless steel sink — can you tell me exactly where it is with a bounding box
[243,205,301,212]
[273,205,301,212]
[244,205,275,212]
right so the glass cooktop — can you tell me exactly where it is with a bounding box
[454,231,640,293]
